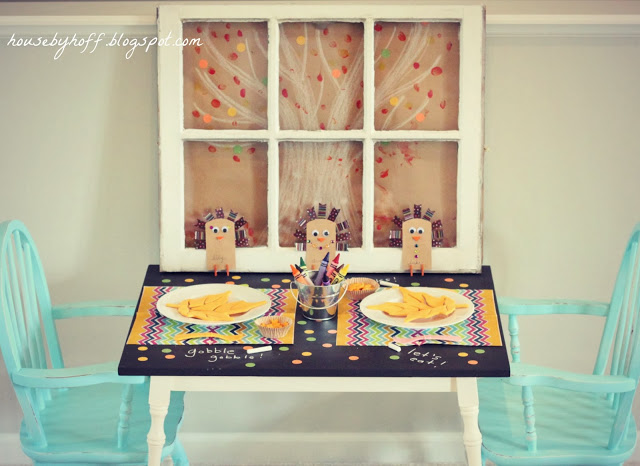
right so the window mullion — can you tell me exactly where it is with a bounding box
[267,17,280,252]
[361,17,375,251]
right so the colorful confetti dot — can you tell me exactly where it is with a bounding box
[444,278,454,282]
[459,283,469,288]
[161,279,171,283]
[282,88,288,98]
[349,356,359,361]
[389,96,399,106]
[208,145,216,153]
[389,355,400,360]
[304,330,314,334]
[374,24,383,32]
[243,346,253,350]
[271,284,281,289]
[296,36,306,45]
[192,110,200,118]
[332,68,341,78]
[211,99,221,108]
[233,145,242,154]
[138,357,148,362]
[411,282,421,287]
[416,113,426,122]
[302,352,312,357]
[279,346,289,351]
[262,77,268,86]
[468,360,479,365]
[458,352,469,357]
[431,66,443,76]
[380,169,389,178]
[198,59,208,68]
[292,359,302,365]
[208,67,215,75]
[138,346,148,351]
[282,279,291,283]
[245,362,256,368]
[203,114,212,123]
[237,42,246,52]
[165,355,175,360]
[261,277,270,282]
[240,284,250,287]
[226,280,235,284]
[306,337,317,342]
[413,62,420,69]
[381,48,391,58]
[440,100,447,109]
[475,349,486,354]
[161,349,172,353]
[185,278,194,283]
[229,52,238,61]
[322,343,333,348]
[398,31,407,41]
[328,329,337,334]
[378,63,386,71]
[428,89,434,98]
[228,107,237,117]
[297,320,307,325]
[317,73,323,82]
[232,275,241,280]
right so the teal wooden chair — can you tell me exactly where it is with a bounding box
[0,219,188,465]
[479,223,640,465]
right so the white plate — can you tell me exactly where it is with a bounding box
[155,284,272,325]
[359,287,474,329]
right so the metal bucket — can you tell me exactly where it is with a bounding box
[290,271,347,321]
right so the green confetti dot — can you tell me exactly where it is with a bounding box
[306,337,316,342]
[475,349,486,354]
[262,77,268,86]
[233,145,242,154]
[245,363,256,368]
[240,283,250,287]
[279,346,289,351]
[381,141,390,146]
[297,320,307,325]
[389,355,400,360]
[381,48,391,58]
[161,349,172,353]
[261,277,270,282]
[161,279,171,283]
[411,282,421,287]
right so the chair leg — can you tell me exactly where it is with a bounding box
[172,438,190,466]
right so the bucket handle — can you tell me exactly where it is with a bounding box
[289,281,348,310]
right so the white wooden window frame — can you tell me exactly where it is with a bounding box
[157,3,484,273]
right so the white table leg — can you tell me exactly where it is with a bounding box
[148,377,171,466]
[456,377,482,466]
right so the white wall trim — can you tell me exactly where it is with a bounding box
[1,14,640,38]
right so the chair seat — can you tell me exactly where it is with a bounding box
[478,378,637,465]
[20,381,185,464]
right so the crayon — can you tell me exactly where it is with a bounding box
[327,264,343,283]
[330,264,350,284]
[299,257,308,272]
[321,275,331,286]
[313,252,331,285]
[295,264,313,283]
[290,264,312,285]
[324,253,341,282]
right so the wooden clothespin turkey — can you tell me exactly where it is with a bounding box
[293,203,350,270]
[198,208,250,276]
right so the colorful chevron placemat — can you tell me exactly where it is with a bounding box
[126,286,295,345]
[337,289,502,347]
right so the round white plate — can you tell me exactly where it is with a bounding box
[359,287,474,329]
[156,284,272,325]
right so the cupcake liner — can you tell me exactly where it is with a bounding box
[256,315,292,339]
[344,277,380,301]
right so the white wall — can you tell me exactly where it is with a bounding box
[1,2,640,464]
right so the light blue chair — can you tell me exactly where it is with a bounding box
[479,223,640,465]
[0,220,188,465]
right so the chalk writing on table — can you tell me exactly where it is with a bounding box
[407,347,447,366]
[185,347,261,363]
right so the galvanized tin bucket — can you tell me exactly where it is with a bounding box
[290,271,347,321]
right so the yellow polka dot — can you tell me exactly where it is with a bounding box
[458,352,469,357]
[389,96,399,106]
[332,68,341,78]
[232,275,241,280]
[378,63,386,71]
[228,107,237,117]
[302,352,312,356]
[459,283,469,288]
[282,279,291,283]
[416,113,425,122]
[138,346,148,351]
[237,42,246,52]
[349,356,359,361]
[198,59,208,68]
[304,330,314,334]
[296,36,306,45]
[203,114,212,123]
[184,278,194,283]
[138,357,148,362]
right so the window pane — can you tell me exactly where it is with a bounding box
[279,142,362,247]
[183,22,268,130]
[373,141,457,247]
[279,22,364,130]
[184,141,268,248]
[374,22,460,130]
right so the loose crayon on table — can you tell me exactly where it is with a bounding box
[290,264,312,285]
[313,252,331,285]
[327,264,343,283]
[330,264,350,284]
[324,253,340,282]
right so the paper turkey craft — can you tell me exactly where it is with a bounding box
[293,203,350,270]
[389,205,445,276]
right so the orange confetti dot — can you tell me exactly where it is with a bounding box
[282,279,291,283]
[198,59,208,68]
[416,113,425,122]
[349,356,359,361]
[292,359,303,365]
[226,280,236,283]
[328,329,337,334]
[468,360,479,365]
[271,284,281,289]
[322,343,333,348]
[243,346,253,350]
[332,69,341,78]
[339,49,349,58]
[203,114,212,123]
[444,278,454,282]
[165,355,176,360]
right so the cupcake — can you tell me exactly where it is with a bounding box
[344,277,380,300]
[256,316,292,339]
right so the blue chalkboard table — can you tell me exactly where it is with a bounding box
[118,265,509,465]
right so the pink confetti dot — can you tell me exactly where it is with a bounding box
[328,329,338,334]
[194,46,201,54]
[233,76,241,85]
[345,34,352,43]
[440,100,447,109]
[196,26,202,34]
[317,74,323,82]
[229,52,238,61]
[376,225,382,230]
[238,30,243,37]
[376,157,383,163]
[323,27,329,35]
[322,343,333,348]
[447,41,453,51]
[341,65,348,74]
[374,24,383,32]
[208,67,215,75]
[320,122,326,130]
[329,40,337,48]
[224,33,230,42]
[356,100,362,109]
[233,155,240,162]
[247,147,256,154]
[282,88,289,98]
[380,169,389,178]
[240,88,246,98]
[381,108,388,114]
[398,31,406,41]
[428,89,434,98]
[211,99,221,108]
[207,145,216,153]
[225,23,231,29]
[218,84,226,90]
[431,66,443,76]
[413,62,420,69]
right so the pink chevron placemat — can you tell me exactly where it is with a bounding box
[126,286,295,345]
[336,289,502,346]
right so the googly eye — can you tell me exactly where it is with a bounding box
[222,226,229,233]
[417,228,424,234]
[409,227,416,234]
[212,227,219,233]
[323,230,330,237]
[312,230,319,237]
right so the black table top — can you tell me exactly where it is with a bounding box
[118,265,510,378]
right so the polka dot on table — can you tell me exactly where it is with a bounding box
[138,357,148,362]
[297,320,307,325]
[301,352,312,357]
[282,279,291,283]
[411,282,421,287]
[271,284,281,289]
[236,42,246,52]
[245,362,256,368]
[458,352,469,357]
[304,330,314,334]
[240,283,250,287]
[292,359,303,365]
[475,349,485,354]
[389,96,399,106]
[161,279,171,283]
[389,355,400,360]
[468,360,479,365]
[228,107,237,117]
[232,275,242,280]
[138,346,148,351]
[279,346,289,351]
[348,356,359,361]
[443,278,454,283]
[184,278,194,283]
[243,346,253,350]
[165,355,176,360]
[327,329,337,334]
[459,283,469,288]
[296,35,306,45]
[306,337,317,342]
[161,348,172,353]
[226,281,235,285]
[322,343,333,348]
[261,277,271,282]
